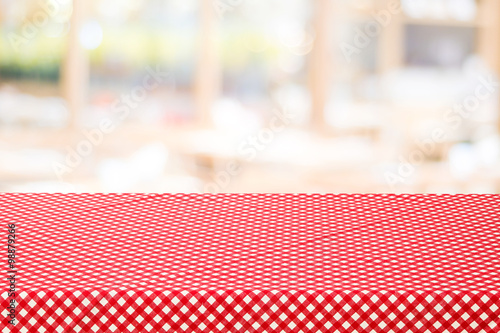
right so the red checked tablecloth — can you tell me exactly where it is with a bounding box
[1,194,500,332]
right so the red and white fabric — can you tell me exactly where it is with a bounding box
[1,194,499,332]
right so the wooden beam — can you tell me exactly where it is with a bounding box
[61,0,88,128]
[308,0,334,132]
[195,0,219,128]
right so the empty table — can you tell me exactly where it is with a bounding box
[1,194,499,332]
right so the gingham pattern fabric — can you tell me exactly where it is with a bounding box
[1,194,500,332]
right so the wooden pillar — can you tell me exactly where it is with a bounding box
[477,0,500,132]
[61,0,88,128]
[478,0,500,74]
[0,4,4,83]
[308,0,333,132]
[377,0,404,74]
[195,0,219,128]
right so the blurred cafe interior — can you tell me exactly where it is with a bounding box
[1,0,500,193]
